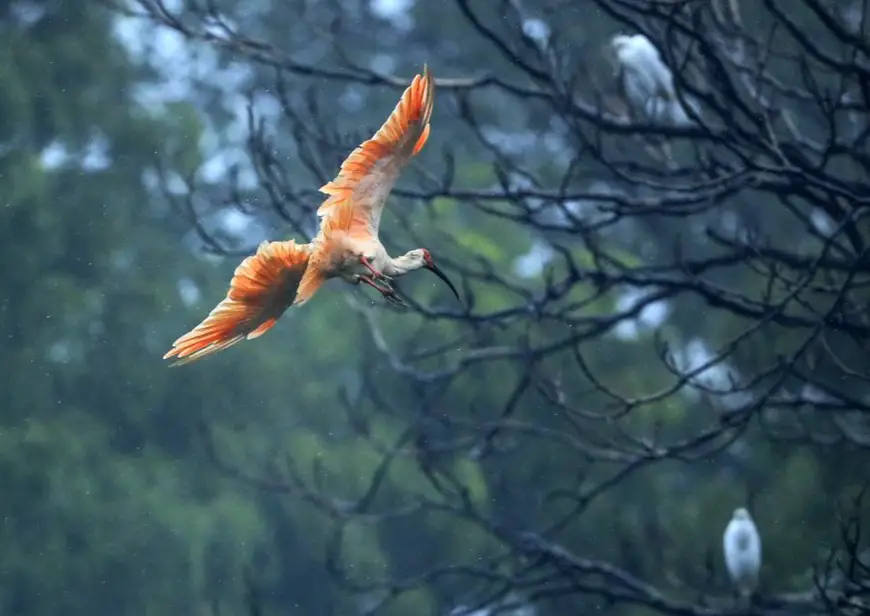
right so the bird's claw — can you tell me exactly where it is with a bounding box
[357,274,407,308]
[372,272,393,286]
[381,288,407,308]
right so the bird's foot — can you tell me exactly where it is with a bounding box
[358,275,407,308]
[381,289,408,308]
[373,272,393,286]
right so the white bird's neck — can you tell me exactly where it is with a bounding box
[384,254,422,276]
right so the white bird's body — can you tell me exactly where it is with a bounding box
[723,507,762,599]
[609,33,698,126]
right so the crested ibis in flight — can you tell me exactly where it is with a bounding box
[163,65,460,366]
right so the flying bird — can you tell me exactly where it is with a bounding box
[722,507,762,601]
[163,65,460,367]
[609,33,697,126]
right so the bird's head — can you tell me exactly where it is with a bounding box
[609,33,660,66]
[401,248,461,302]
[733,507,751,520]
[610,34,633,53]
[609,34,638,60]
[605,34,637,75]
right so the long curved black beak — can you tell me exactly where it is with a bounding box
[426,263,461,302]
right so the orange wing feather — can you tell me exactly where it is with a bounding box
[315,65,435,241]
[163,240,313,366]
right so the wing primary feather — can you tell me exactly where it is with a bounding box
[163,240,311,366]
[315,65,435,225]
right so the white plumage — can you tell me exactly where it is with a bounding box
[723,507,762,599]
[609,33,697,126]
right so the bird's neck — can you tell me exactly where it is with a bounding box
[383,255,417,276]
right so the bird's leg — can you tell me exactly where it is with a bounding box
[356,275,390,293]
[381,290,407,308]
[357,275,407,308]
[358,255,391,285]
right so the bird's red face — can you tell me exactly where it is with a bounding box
[421,248,434,268]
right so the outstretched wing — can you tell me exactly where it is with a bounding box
[163,240,313,366]
[315,65,435,241]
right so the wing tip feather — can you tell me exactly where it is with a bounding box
[314,64,435,219]
[163,240,312,367]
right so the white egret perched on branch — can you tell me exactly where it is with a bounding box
[608,33,698,127]
[723,507,762,601]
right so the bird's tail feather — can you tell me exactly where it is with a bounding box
[293,266,327,307]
